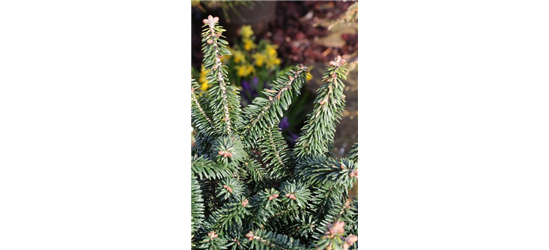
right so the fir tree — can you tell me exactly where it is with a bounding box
[192,16,359,250]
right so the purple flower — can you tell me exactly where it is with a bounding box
[279,117,290,130]
[290,132,299,141]
[242,77,260,97]
[279,117,300,144]
[241,80,251,92]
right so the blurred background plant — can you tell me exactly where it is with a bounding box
[191,0,249,8]
[191,0,252,22]
[192,1,358,68]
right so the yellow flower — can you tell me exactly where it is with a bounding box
[262,43,281,69]
[265,57,281,69]
[243,38,256,51]
[265,43,278,57]
[200,81,209,92]
[306,72,313,81]
[240,25,254,39]
[199,66,210,91]
[235,64,254,77]
[252,53,266,67]
[232,49,246,64]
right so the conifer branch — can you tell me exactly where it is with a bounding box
[294,56,348,159]
[191,78,215,156]
[260,126,291,180]
[242,158,268,183]
[245,229,304,250]
[202,15,241,135]
[243,65,308,136]
[191,173,205,235]
[192,156,236,180]
[191,78,213,127]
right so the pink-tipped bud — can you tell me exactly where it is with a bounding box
[269,193,279,200]
[327,221,346,236]
[246,231,254,241]
[345,234,358,246]
[218,150,224,156]
[207,231,218,239]
[207,39,213,44]
[242,199,249,207]
[349,169,358,178]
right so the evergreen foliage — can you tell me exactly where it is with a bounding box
[191,16,359,250]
